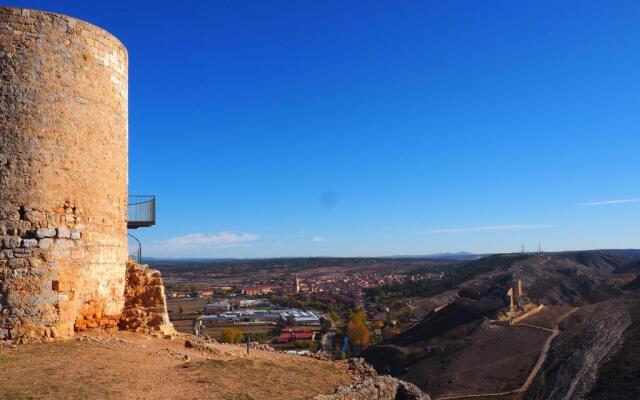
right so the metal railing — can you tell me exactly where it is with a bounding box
[127,195,156,229]
[128,233,142,263]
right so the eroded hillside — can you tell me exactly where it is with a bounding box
[364,252,640,399]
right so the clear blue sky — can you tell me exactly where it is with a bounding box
[12,1,640,257]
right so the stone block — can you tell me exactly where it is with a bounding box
[36,228,56,238]
[24,209,44,223]
[17,220,32,232]
[70,230,81,240]
[57,227,71,238]
[3,236,22,249]
[13,249,31,258]
[38,238,53,249]
[22,238,37,248]
[28,257,42,269]
[8,258,25,268]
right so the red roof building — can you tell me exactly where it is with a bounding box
[277,331,316,343]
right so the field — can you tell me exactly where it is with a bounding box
[166,298,208,315]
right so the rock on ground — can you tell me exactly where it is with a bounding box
[314,358,430,400]
[313,376,430,400]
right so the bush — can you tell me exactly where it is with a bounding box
[254,332,270,343]
[220,327,244,344]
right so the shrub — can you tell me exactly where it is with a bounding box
[220,327,244,344]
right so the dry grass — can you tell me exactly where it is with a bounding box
[0,332,353,400]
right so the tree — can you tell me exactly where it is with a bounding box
[220,327,244,344]
[347,320,369,346]
[346,311,369,347]
[348,310,367,326]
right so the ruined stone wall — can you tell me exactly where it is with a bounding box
[0,7,128,341]
[118,260,175,337]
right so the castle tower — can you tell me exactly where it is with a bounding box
[294,274,301,294]
[513,280,523,298]
[0,7,128,341]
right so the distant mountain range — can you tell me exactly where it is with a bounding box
[391,249,640,262]
[144,249,640,263]
[388,252,484,261]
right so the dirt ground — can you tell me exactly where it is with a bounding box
[0,331,354,400]
[401,323,548,398]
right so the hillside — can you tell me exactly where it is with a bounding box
[363,251,640,399]
[524,295,640,400]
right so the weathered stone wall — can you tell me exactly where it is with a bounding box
[0,7,128,341]
[118,260,175,337]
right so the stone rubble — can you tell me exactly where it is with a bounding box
[249,342,275,352]
[184,337,221,355]
[157,347,190,362]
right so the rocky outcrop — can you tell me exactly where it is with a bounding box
[524,298,633,400]
[118,260,175,337]
[347,357,379,380]
[314,376,430,400]
[314,358,430,400]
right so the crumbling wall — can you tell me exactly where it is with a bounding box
[0,7,128,341]
[118,260,175,337]
[511,304,545,324]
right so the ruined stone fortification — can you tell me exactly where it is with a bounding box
[118,260,175,337]
[0,7,132,341]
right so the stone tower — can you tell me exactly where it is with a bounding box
[0,7,128,341]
